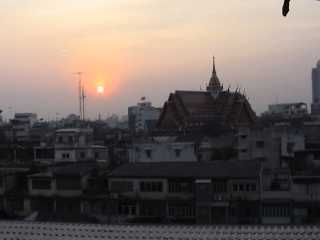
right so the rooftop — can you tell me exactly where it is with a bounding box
[0,221,318,240]
[109,160,260,179]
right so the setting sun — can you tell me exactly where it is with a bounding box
[97,85,104,94]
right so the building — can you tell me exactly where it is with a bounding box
[129,136,198,163]
[312,60,320,115]
[157,57,256,131]
[53,128,108,163]
[0,167,31,217]
[128,99,161,134]
[10,113,37,142]
[264,103,308,118]
[0,110,3,125]
[27,162,109,219]
[237,125,305,169]
[108,160,261,224]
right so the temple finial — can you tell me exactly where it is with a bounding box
[207,56,223,98]
[212,56,216,74]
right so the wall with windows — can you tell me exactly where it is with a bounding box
[55,149,77,162]
[29,174,88,197]
[109,178,167,199]
[129,141,197,163]
[261,205,291,224]
[229,180,259,200]
[28,176,55,196]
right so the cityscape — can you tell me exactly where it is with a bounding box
[2,1,320,239]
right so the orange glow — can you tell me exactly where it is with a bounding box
[97,85,104,94]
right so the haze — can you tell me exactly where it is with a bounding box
[0,0,319,120]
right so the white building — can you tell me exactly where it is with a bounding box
[129,136,198,163]
[237,126,305,169]
[54,128,108,163]
[128,100,161,133]
[264,102,308,118]
[11,113,37,142]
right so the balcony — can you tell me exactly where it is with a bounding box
[262,190,291,200]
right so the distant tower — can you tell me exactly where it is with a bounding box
[206,56,223,98]
[311,60,320,115]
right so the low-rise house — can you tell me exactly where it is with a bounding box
[27,162,105,217]
[129,136,198,163]
[108,160,261,224]
[237,126,305,169]
[54,128,109,163]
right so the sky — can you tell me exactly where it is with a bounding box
[1,0,320,120]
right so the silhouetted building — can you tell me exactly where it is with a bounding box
[312,60,320,115]
[108,160,260,224]
[10,113,37,142]
[54,128,108,163]
[128,99,161,134]
[264,103,308,118]
[157,57,256,131]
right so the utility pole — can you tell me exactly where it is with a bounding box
[82,84,86,121]
[74,72,84,120]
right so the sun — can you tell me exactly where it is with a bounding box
[97,85,104,94]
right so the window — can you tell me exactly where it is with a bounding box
[32,178,51,190]
[233,184,238,192]
[212,181,227,193]
[287,142,294,154]
[62,153,70,159]
[140,181,163,192]
[68,136,73,144]
[169,181,192,193]
[56,177,81,190]
[119,205,136,216]
[80,152,86,159]
[263,206,289,217]
[145,149,152,159]
[256,140,264,148]
[233,183,256,192]
[140,205,157,217]
[57,136,63,143]
[110,181,133,192]
[168,206,195,218]
[174,149,181,158]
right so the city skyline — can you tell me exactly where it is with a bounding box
[1,0,320,119]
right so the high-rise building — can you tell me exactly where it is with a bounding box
[311,60,320,115]
[128,99,161,133]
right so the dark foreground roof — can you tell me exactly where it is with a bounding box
[109,160,260,179]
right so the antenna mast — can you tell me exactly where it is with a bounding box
[82,84,86,121]
[74,72,84,120]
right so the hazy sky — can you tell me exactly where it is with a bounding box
[1,0,320,120]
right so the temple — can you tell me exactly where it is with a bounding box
[157,57,256,131]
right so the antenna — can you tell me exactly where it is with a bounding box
[74,72,83,120]
[73,72,86,121]
[82,84,86,121]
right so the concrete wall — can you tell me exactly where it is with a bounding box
[129,142,197,163]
